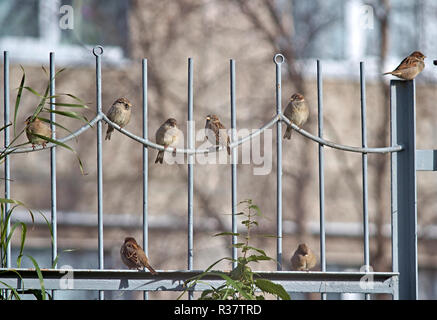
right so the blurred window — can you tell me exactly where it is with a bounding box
[0,0,128,65]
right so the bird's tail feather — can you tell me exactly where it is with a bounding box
[105,127,113,140]
[145,264,158,275]
[155,151,164,164]
[283,126,292,140]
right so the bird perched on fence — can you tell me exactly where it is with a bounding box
[383,51,426,80]
[290,243,317,271]
[105,97,132,140]
[283,93,309,140]
[120,237,157,274]
[25,116,52,149]
[155,118,182,164]
[205,114,230,155]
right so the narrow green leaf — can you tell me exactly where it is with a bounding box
[214,232,240,237]
[0,122,12,133]
[14,222,27,267]
[61,93,88,105]
[246,254,272,263]
[34,84,50,118]
[48,102,89,109]
[243,246,266,256]
[20,87,58,100]
[26,255,46,300]
[30,134,87,175]
[41,65,48,77]
[36,117,78,141]
[43,109,89,124]
[31,133,73,152]
[13,66,26,136]
[55,67,66,77]
[0,280,21,300]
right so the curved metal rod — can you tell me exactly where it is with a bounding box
[0,114,102,154]
[2,110,402,156]
[279,114,403,154]
[100,112,279,155]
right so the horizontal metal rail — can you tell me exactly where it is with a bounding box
[0,269,398,295]
[1,112,403,155]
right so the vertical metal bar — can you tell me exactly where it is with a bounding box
[274,55,283,271]
[390,80,417,300]
[3,51,10,269]
[360,62,370,300]
[94,47,104,300]
[142,58,149,301]
[187,58,194,300]
[49,52,57,300]
[230,59,237,269]
[317,60,326,300]
[390,80,399,301]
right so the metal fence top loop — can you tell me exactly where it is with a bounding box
[274,54,285,65]
[92,45,104,57]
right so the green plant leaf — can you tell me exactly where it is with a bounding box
[248,204,262,216]
[8,222,27,267]
[209,271,254,300]
[31,133,87,175]
[214,232,240,237]
[0,280,21,300]
[242,246,266,256]
[255,278,290,300]
[26,255,46,300]
[13,66,26,137]
[43,109,89,124]
[48,102,89,109]
[246,254,271,263]
[36,117,78,142]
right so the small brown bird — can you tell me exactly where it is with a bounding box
[283,93,309,140]
[290,243,317,271]
[383,51,426,80]
[120,237,157,274]
[105,97,132,140]
[205,114,230,155]
[25,116,52,149]
[155,118,182,164]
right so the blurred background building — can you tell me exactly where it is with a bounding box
[1,0,437,299]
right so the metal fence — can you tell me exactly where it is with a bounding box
[0,46,425,300]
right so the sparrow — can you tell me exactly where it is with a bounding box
[205,114,230,155]
[25,116,52,149]
[120,237,158,274]
[155,118,182,164]
[383,51,426,80]
[290,243,317,271]
[283,93,309,140]
[105,97,132,140]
